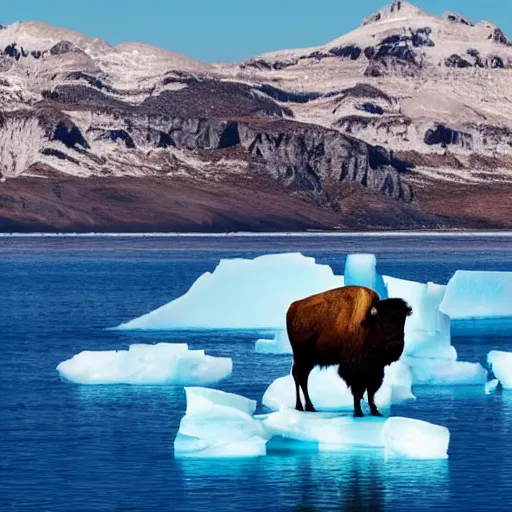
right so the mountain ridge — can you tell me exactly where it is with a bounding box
[1,1,512,232]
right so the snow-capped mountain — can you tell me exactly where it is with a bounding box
[1,1,511,232]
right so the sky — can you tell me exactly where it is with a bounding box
[2,0,511,63]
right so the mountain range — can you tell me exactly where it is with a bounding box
[1,0,512,232]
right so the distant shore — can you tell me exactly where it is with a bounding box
[3,231,512,238]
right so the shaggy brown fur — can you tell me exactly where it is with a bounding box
[287,285,413,417]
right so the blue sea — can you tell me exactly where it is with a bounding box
[2,234,512,512]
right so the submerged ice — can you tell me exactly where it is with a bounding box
[175,388,450,459]
[57,343,232,386]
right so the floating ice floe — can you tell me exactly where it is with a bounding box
[403,356,488,386]
[174,388,271,458]
[440,271,512,319]
[254,331,292,355]
[57,343,232,386]
[487,351,512,389]
[117,253,344,330]
[174,388,450,459]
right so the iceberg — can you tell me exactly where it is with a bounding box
[344,253,388,299]
[262,362,414,413]
[57,343,232,386]
[384,277,454,361]
[118,253,344,330]
[174,389,450,459]
[255,331,291,355]
[174,388,270,458]
[440,271,512,319]
[403,356,488,386]
[487,351,512,389]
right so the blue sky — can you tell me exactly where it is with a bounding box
[3,0,510,63]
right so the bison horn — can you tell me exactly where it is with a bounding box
[370,306,378,316]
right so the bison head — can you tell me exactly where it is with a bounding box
[365,297,413,364]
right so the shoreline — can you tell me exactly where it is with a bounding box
[3,231,512,238]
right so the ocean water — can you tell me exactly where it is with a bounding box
[2,234,512,512]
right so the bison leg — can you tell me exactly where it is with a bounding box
[351,382,366,417]
[300,367,316,412]
[367,368,385,417]
[291,362,304,411]
[292,361,316,412]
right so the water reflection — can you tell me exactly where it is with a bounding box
[176,450,449,512]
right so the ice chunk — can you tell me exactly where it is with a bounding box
[262,362,413,412]
[440,271,512,319]
[174,389,449,459]
[403,356,488,385]
[388,360,416,402]
[174,388,270,458]
[385,277,454,361]
[57,343,232,386]
[261,409,386,449]
[262,410,449,458]
[344,254,388,299]
[487,351,512,389]
[184,386,257,416]
[118,253,344,330]
[382,417,449,459]
[485,379,499,395]
[255,331,292,355]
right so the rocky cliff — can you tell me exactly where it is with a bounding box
[1,1,512,231]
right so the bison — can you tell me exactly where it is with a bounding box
[287,285,412,417]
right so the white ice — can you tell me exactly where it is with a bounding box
[487,351,512,389]
[174,387,270,458]
[384,277,454,361]
[440,271,512,319]
[263,411,449,459]
[254,331,292,355]
[118,253,344,330]
[174,389,450,459]
[261,409,386,448]
[382,417,450,460]
[344,253,388,299]
[403,356,488,385]
[262,362,415,412]
[57,343,232,386]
